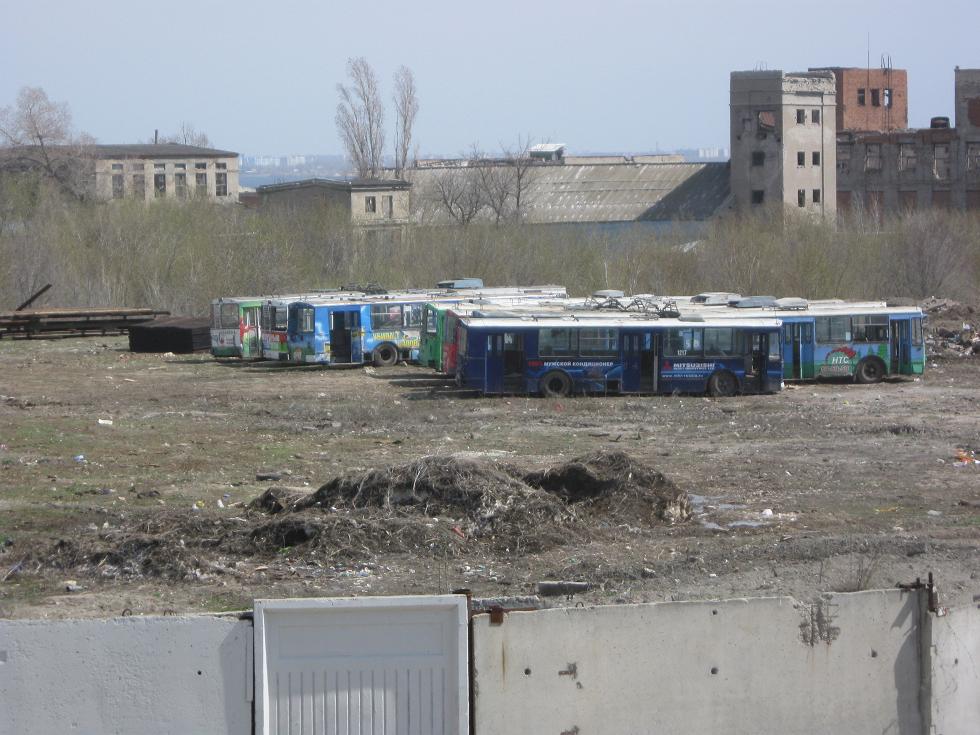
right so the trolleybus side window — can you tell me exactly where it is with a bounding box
[665,328,702,357]
[299,308,315,334]
[851,315,888,341]
[274,307,288,330]
[912,318,923,345]
[424,307,437,334]
[578,327,618,356]
[815,316,851,343]
[404,303,422,328]
[538,328,576,356]
[371,304,402,329]
[704,327,735,356]
[219,303,239,329]
[261,305,272,331]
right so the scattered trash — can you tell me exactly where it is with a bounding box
[64,580,82,592]
[73,454,86,463]
[927,510,943,517]
[97,418,113,426]
[952,448,979,467]
[761,508,774,517]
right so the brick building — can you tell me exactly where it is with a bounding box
[813,67,908,133]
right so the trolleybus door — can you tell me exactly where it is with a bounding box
[622,333,642,391]
[241,306,261,359]
[890,319,911,375]
[484,332,524,394]
[622,332,658,393]
[783,322,813,380]
[330,309,361,364]
[747,331,769,392]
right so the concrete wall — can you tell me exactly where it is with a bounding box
[930,603,980,735]
[0,614,252,735]
[473,590,925,735]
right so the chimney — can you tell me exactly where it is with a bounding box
[154,129,158,144]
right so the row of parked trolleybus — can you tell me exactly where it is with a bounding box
[210,282,926,397]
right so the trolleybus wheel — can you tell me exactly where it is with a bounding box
[372,343,399,367]
[540,370,572,398]
[708,371,738,397]
[854,357,885,384]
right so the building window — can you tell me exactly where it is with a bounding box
[111,163,123,172]
[811,109,820,124]
[154,162,165,171]
[797,151,806,167]
[751,190,765,205]
[899,143,917,172]
[382,195,393,218]
[871,89,881,107]
[132,174,145,197]
[751,151,765,166]
[934,144,950,180]
[857,88,866,106]
[812,189,822,204]
[796,109,806,124]
[195,172,207,194]
[174,163,186,171]
[812,151,821,166]
[153,173,166,198]
[865,143,882,172]
[757,110,776,133]
[884,88,892,108]
[175,173,188,198]
[365,196,377,213]
[797,189,806,207]
[215,172,227,197]
[837,144,852,173]
[131,163,144,172]
[216,162,226,170]
[111,174,124,199]
[966,143,980,171]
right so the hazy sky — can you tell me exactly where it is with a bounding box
[3,0,978,157]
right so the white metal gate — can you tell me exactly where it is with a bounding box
[254,595,469,735]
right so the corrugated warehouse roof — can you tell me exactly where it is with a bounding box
[409,161,730,224]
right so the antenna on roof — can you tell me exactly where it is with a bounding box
[154,129,158,145]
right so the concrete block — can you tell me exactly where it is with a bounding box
[0,614,251,735]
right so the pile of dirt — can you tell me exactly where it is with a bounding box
[523,450,691,524]
[27,451,690,581]
[920,298,979,358]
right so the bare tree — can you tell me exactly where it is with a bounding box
[469,145,514,224]
[336,58,385,178]
[392,66,419,178]
[431,165,485,226]
[161,122,211,148]
[504,136,539,222]
[0,86,94,199]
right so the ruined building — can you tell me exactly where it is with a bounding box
[729,70,837,217]
[831,67,980,213]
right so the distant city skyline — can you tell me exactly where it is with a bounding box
[3,0,978,157]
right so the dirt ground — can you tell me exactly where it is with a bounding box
[0,334,978,619]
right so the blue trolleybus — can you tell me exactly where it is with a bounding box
[287,287,568,367]
[678,301,925,383]
[455,314,784,397]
